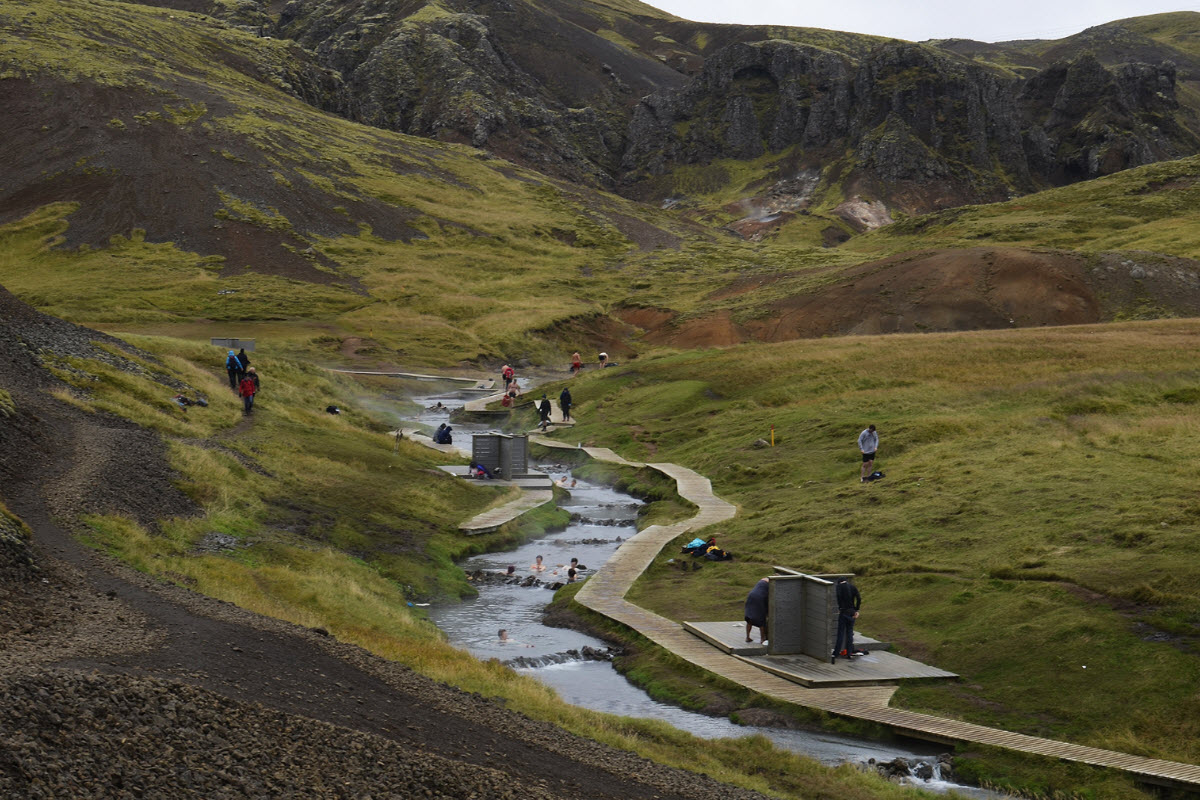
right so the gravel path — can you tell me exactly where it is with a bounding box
[0,285,773,799]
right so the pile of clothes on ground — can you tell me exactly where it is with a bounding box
[681,536,732,561]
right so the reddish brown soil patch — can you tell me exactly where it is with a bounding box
[643,309,748,348]
[639,248,1117,348]
[726,212,795,240]
[532,312,639,361]
[747,248,1101,340]
[615,305,676,330]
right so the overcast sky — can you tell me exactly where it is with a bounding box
[645,1,1199,43]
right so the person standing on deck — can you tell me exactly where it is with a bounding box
[743,577,769,644]
[833,577,864,662]
[559,387,572,422]
[538,394,552,429]
[858,424,878,482]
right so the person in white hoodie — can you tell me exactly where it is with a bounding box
[858,424,879,482]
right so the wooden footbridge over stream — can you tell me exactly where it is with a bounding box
[393,374,1200,791]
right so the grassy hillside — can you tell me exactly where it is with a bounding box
[0,0,703,364]
[5,0,1200,367]
[13,326,942,800]
[850,156,1200,258]
[554,320,1200,778]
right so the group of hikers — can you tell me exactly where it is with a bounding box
[223,348,260,415]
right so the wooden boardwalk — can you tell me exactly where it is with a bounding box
[457,489,555,534]
[464,391,576,428]
[528,436,1200,791]
[395,428,469,458]
[331,369,494,390]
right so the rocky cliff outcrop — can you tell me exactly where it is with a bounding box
[277,0,682,184]
[265,1,1199,212]
[622,40,1190,209]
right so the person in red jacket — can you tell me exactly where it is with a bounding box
[238,373,257,415]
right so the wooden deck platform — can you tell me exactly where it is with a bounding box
[737,650,956,688]
[684,620,892,658]
[533,438,1200,791]
[437,465,554,490]
[464,392,575,427]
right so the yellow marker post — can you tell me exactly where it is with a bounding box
[770,425,774,447]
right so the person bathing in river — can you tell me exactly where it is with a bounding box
[498,629,533,648]
[530,555,547,572]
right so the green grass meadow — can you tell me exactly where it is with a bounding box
[550,320,1200,771]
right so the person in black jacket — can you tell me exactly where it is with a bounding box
[559,387,572,421]
[833,577,865,662]
[743,577,769,644]
[537,394,552,429]
[236,348,250,375]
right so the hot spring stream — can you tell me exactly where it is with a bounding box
[409,385,999,796]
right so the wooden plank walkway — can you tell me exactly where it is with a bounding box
[528,436,1200,790]
[394,429,470,458]
[458,490,555,535]
[464,391,576,428]
[331,369,494,390]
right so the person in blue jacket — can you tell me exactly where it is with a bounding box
[225,350,241,390]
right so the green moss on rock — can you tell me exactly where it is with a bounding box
[0,502,37,578]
